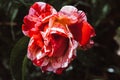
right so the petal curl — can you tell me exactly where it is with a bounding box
[60,6,78,24]
[60,6,78,14]
[60,6,87,24]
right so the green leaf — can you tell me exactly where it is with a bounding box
[22,55,28,80]
[10,8,18,40]
[11,8,18,22]
[10,36,29,80]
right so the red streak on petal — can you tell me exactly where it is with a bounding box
[31,2,55,19]
[28,40,41,60]
[33,33,44,47]
[23,16,36,30]
[33,58,44,66]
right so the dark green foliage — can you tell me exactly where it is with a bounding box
[10,37,29,80]
[0,0,120,80]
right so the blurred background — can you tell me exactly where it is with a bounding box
[0,0,120,80]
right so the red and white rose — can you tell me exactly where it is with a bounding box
[22,2,95,74]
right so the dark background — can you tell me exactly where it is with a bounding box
[0,0,120,80]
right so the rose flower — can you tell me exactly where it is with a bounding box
[22,2,95,74]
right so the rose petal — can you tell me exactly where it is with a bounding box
[32,33,44,47]
[60,6,87,25]
[78,10,87,22]
[49,19,73,37]
[30,2,57,22]
[60,6,78,15]
[33,57,44,66]
[60,6,87,20]
[79,21,95,46]
[22,2,57,37]
[50,21,67,34]
[60,6,78,24]
[27,37,44,60]
[69,21,95,46]
[27,38,40,60]
[22,15,40,37]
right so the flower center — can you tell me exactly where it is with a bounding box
[51,34,69,57]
